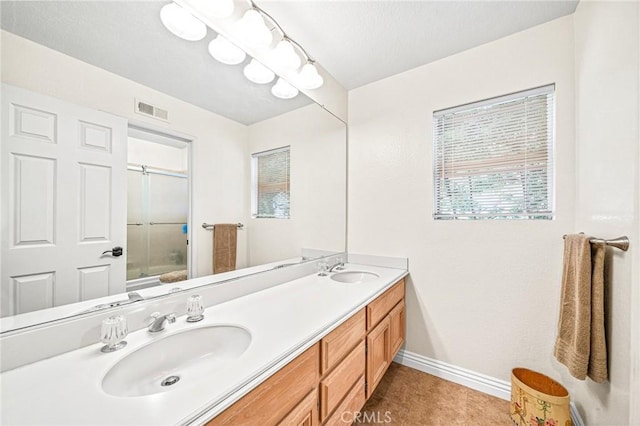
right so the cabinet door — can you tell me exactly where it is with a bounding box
[366,316,390,399]
[277,389,318,426]
[388,300,405,359]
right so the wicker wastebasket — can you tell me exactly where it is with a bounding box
[511,368,571,426]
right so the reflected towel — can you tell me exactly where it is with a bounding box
[213,224,237,274]
[553,234,608,382]
[159,270,187,283]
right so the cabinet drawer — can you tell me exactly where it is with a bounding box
[367,279,405,330]
[389,300,405,359]
[323,375,366,426]
[277,389,318,426]
[320,341,365,421]
[321,309,366,375]
[208,343,319,426]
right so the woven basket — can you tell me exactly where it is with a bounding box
[511,368,571,426]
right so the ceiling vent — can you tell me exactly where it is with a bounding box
[134,99,169,122]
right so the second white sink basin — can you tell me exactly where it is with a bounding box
[102,325,251,397]
[330,271,380,284]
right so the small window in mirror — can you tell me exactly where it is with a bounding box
[252,146,290,219]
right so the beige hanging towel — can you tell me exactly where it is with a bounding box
[553,234,608,383]
[213,224,237,274]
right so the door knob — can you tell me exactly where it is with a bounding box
[102,246,123,257]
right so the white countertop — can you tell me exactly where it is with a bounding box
[0,264,407,426]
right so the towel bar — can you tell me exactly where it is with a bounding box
[202,222,244,230]
[562,234,629,251]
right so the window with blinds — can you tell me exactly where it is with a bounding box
[252,146,290,219]
[433,84,555,220]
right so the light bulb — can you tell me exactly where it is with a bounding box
[235,9,272,48]
[160,2,207,41]
[244,59,275,84]
[298,63,324,89]
[271,78,299,99]
[208,35,246,65]
[272,40,301,69]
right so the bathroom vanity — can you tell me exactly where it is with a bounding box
[208,278,406,425]
[0,260,408,425]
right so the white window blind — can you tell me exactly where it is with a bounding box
[252,146,290,219]
[433,84,555,220]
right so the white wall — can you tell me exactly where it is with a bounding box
[348,10,579,413]
[571,2,639,424]
[127,137,188,173]
[247,104,347,265]
[0,31,250,277]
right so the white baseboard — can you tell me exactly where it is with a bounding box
[393,349,511,400]
[393,349,584,426]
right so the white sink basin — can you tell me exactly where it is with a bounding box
[330,271,380,284]
[102,325,251,397]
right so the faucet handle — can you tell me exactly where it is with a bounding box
[186,295,204,323]
[100,315,128,353]
[166,313,176,324]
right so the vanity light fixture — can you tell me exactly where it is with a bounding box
[208,35,246,65]
[245,2,324,90]
[235,8,272,48]
[271,78,299,99]
[272,39,301,70]
[160,0,325,100]
[297,62,324,90]
[160,2,207,41]
[244,59,275,84]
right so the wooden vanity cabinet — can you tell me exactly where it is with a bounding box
[319,308,366,423]
[366,316,391,398]
[206,343,319,426]
[278,389,318,426]
[206,278,405,426]
[365,279,405,398]
[389,300,406,357]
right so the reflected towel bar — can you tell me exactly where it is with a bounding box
[202,223,244,230]
[562,234,629,251]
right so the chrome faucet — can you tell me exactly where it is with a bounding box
[328,260,345,272]
[148,312,176,332]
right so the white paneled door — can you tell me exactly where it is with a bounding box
[1,84,127,316]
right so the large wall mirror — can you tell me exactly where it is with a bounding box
[0,1,346,331]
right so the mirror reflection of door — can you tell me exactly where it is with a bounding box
[125,127,191,291]
[1,84,127,317]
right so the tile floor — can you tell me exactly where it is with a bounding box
[358,363,511,425]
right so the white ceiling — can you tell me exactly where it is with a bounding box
[261,0,579,90]
[1,0,579,122]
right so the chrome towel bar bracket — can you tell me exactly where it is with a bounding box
[562,234,629,251]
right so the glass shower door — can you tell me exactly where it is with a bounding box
[126,167,188,281]
[147,173,188,276]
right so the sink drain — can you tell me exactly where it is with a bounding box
[161,375,180,387]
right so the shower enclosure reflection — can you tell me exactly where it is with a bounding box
[126,133,189,288]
